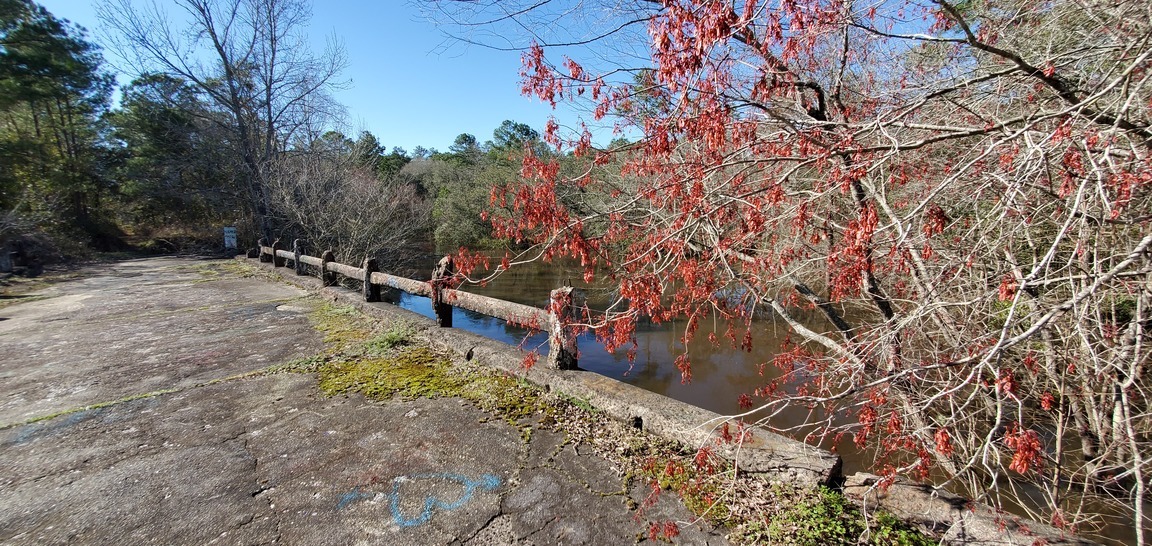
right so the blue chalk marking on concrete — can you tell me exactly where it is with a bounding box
[389,473,501,528]
[336,486,374,510]
[336,473,502,528]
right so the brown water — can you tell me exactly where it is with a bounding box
[401,258,864,464]
[395,258,1140,544]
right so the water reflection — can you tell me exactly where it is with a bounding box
[396,260,845,452]
[393,256,1136,545]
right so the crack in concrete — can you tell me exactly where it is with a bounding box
[521,516,559,543]
[535,435,629,500]
[232,432,282,543]
[453,511,502,545]
[1,370,274,431]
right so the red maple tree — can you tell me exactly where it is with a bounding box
[435,0,1152,538]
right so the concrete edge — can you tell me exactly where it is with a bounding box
[844,473,1099,546]
[250,259,840,489]
[248,258,1102,546]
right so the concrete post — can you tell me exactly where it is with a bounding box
[321,249,336,287]
[430,255,454,328]
[271,238,285,267]
[363,258,381,302]
[293,239,305,276]
[258,238,271,262]
[548,286,583,370]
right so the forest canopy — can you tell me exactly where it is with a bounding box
[0,0,554,274]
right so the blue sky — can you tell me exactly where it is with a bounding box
[37,0,583,153]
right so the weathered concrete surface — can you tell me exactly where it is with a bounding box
[0,258,321,427]
[844,473,1098,546]
[258,257,1106,546]
[0,257,727,545]
[272,259,842,488]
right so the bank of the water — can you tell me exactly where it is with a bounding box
[400,257,1135,546]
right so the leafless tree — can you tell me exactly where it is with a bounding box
[98,0,348,241]
[268,138,432,273]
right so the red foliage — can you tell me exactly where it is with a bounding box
[1005,424,1044,474]
[693,445,719,475]
[472,0,1152,535]
[648,520,680,541]
[934,428,956,459]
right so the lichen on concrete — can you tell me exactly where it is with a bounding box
[285,279,935,546]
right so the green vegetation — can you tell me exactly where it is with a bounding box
[1,1,571,273]
[736,486,933,546]
[1,0,118,257]
[287,300,936,546]
[310,313,552,424]
[192,260,263,279]
[308,303,374,348]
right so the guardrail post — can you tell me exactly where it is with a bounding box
[271,238,285,267]
[431,255,454,328]
[293,239,305,276]
[548,285,583,370]
[363,258,381,302]
[321,249,336,287]
[258,238,271,262]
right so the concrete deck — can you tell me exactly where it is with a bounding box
[0,258,726,545]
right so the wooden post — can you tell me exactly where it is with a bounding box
[430,255,454,328]
[363,258,381,302]
[258,237,271,262]
[548,285,583,370]
[321,249,336,287]
[293,239,305,276]
[271,238,285,267]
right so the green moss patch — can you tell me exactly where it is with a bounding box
[308,303,374,348]
[317,345,550,425]
[291,301,936,546]
[319,346,461,400]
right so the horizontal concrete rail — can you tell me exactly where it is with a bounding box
[255,245,574,367]
[370,271,430,298]
[444,288,551,329]
[326,261,363,279]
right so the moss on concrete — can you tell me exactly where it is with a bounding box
[317,343,552,426]
[308,303,374,348]
[295,300,937,546]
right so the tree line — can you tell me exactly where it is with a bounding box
[0,0,559,275]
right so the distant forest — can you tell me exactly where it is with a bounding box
[1,0,597,275]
